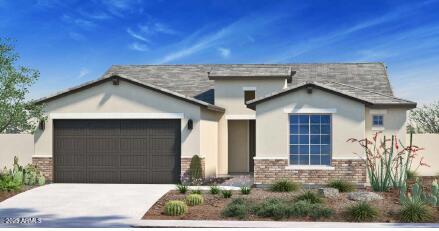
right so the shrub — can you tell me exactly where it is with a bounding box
[191,188,202,194]
[252,198,332,220]
[345,201,379,222]
[400,199,433,223]
[185,194,204,206]
[328,179,356,192]
[0,174,22,192]
[296,191,323,204]
[189,155,202,183]
[210,185,220,194]
[271,179,300,192]
[176,184,188,194]
[240,186,251,195]
[222,190,232,198]
[164,200,188,216]
[406,170,418,180]
[222,198,248,219]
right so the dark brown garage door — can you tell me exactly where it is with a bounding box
[53,119,181,184]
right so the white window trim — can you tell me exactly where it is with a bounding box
[49,113,185,119]
[226,114,256,120]
[371,114,385,131]
[242,86,256,91]
[285,165,335,170]
[283,107,337,114]
[32,154,52,158]
[253,157,288,160]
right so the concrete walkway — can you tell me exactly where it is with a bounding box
[133,220,439,228]
[0,183,173,228]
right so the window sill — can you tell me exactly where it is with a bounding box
[371,126,384,131]
[285,165,335,170]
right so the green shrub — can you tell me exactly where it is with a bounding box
[345,201,378,222]
[222,198,248,219]
[222,190,232,198]
[253,198,288,220]
[328,179,356,192]
[210,185,220,194]
[189,155,202,181]
[176,184,188,194]
[191,188,202,194]
[271,179,300,192]
[400,199,433,223]
[185,194,204,206]
[252,198,333,220]
[164,200,188,216]
[406,170,418,180]
[240,186,251,195]
[296,191,323,204]
[0,174,22,192]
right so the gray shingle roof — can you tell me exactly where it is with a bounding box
[39,63,414,109]
[208,66,293,79]
[246,81,416,108]
[104,63,401,106]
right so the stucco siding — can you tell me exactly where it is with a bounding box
[255,88,366,160]
[365,107,407,145]
[0,134,34,169]
[215,79,285,115]
[200,109,221,177]
[409,134,439,176]
[34,79,202,158]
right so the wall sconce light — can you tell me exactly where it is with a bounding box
[39,120,45,130]
[306,86,313,94]
[187,119,193,130]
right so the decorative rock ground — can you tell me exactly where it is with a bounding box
[318,188,339,198]
[348,191,383,201]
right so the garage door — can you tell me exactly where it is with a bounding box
[53,119,181,184]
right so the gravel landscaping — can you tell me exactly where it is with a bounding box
[0,185,37,203]
[142,188,439,222]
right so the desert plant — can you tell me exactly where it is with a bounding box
[400,178,439,207]
[406,170,418,180]
[345,201,379,222]
[328,179,356,192]
[0,174,22,192]
[240,186,251,195]
[296,191,323,204]
[309,206,333,219]
[271,179,300,192]
[191,188,202,194]
[209,185,220,194]
[347,133,427,192]
[222,198,248,219]
[400,199,433,223]
[221,190,232,198]
[252,198,332,220]
[176,184,188,194]
[253,198,288,220]
[163,200,188,216]
[185,194,204,206]
[189,155,202,184]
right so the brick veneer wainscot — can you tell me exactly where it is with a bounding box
[32,157,53,181]
[254,158,367,186]
[181,156,205,179]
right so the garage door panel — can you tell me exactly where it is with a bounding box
[54,119,180,184]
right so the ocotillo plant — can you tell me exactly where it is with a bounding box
[347,132,428,192]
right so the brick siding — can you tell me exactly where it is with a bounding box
[254,158,367,186]
[32,157,53,182]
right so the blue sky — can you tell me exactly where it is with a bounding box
[1,0,439,104]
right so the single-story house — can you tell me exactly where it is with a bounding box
[33,63,416,186]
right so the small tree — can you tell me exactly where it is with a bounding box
[0,38,44,133]
[408,102,439,134]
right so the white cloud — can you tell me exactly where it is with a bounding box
[68,32,86,41]
[153,23,177,35]
[62,14,95,30]
[217,47,231,58]
[126,28,149,42]
[129,42,149,52]
[77,68,90,79]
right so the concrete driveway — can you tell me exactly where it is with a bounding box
[0,183,174,228]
